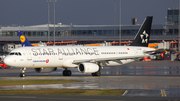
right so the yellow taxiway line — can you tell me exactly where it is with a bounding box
[160,89,167,97]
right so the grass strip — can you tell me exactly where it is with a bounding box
[0,80,81,86]
[0,80,125,95]
[0,89,125,95]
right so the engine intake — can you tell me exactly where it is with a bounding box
[78,63,99,73]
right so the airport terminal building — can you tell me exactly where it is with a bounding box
[0,9,179,44]
[0,23,178,43]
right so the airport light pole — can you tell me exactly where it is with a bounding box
[53,0,57,46]
[119,0,121,46]
[47,0,51,45]
[173,0,175,41]
[179,0,180,52]
[114,0,116,42]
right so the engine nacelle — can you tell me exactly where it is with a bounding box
[78,63,99,73]
[35,67,57,73]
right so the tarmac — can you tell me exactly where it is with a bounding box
[0,60,180,100]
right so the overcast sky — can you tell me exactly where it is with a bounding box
[0,0,179,26]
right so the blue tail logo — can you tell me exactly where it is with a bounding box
[18,31,33,47]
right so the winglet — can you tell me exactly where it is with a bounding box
[18,31,33,47]
[130,16,153,47]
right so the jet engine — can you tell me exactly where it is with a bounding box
[35,67,57,73]
[78,63,99,73]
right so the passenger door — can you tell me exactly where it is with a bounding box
[26,49,32,60]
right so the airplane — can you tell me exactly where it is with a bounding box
[3,16,155,77]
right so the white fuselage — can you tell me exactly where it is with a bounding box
[3,46,155,68]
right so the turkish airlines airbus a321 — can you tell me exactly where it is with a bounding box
[4,16,154,77]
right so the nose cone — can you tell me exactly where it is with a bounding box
[3,56,11,66]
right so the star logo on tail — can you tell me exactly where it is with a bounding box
[140,31,148,43]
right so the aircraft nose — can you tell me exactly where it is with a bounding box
[3,56,11,66]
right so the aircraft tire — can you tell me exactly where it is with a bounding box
[92,71,101,76]
[63,70,71,76]
[92,73,95,76]
[67,70,72,76]
[63,70,66,76]
[20,73,25,77]
[95,71,101,76]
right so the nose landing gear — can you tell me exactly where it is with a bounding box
[20,68,26,77]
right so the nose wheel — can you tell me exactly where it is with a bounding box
[20,73,25,77]
[20,68,26,77]
[63,69,72,76]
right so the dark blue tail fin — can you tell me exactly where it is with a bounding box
[18,31,33,47]
[130,16,153,47]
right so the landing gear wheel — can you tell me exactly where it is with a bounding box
[63,70,66,76]
[63,70,72,76]
[67,70,72,76]
[92,73,95,76]
[20,73,25,77]
[95,71,101,76]
[92,71,101,76]
[20,68,26,77]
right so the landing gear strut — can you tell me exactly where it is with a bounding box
[63,69,72,76]
[20,68,26,77]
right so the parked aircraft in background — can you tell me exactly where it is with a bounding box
[4,16,154,77]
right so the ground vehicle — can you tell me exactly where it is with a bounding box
[0,60,10,69]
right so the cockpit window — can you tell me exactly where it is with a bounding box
[10,53,15,55]
[15,53,18,55]
[18,53,22,56]
[9,52,22,56]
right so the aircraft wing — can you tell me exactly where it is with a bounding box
[72,55,150,64]
[144,49,169,54]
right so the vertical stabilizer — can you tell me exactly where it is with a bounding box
[18,31,33,47]
[130,16,153,47]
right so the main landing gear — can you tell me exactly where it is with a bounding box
[91,65,102,76]
[20,68,26,77]
[63,68,72,76]
[92,71,101,76]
